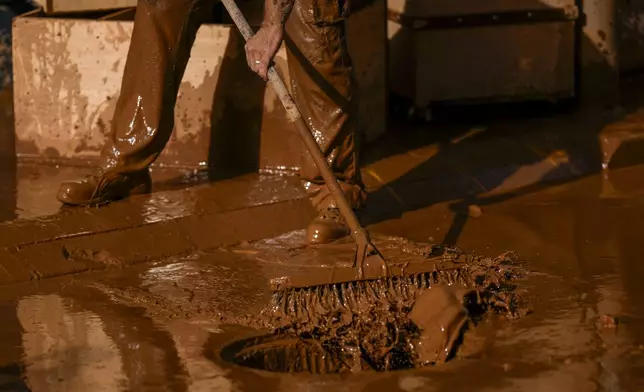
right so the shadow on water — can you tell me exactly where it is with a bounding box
[360,0,644,246]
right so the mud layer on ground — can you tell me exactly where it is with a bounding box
[2,161,644,390]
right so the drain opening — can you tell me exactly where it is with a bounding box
[220,332,432,374]
[221,334,345,374]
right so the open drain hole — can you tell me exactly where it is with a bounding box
[220,334,346,374]
[220,332,435,374]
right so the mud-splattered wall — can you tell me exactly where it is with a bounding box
[33,0,134,13]
[12,2,386,171]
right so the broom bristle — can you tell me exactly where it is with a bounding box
[262,268,467,329]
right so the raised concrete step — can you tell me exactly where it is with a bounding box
[0,173,315,285]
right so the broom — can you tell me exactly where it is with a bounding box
[220,0,453,323]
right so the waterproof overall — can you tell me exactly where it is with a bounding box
[100,0,366,210]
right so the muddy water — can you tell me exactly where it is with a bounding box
[0,167,644,390]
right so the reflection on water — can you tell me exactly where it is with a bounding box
[17,295,127,392]
[594,273,630,392]
[489,276,599,392]
[495,272,635,392]
[2,257,642,392]
[11,292,239,392]
[164,320,233,392]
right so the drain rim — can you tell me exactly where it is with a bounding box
[220,333,348,375]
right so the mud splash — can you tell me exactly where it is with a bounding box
[227,238,529,373]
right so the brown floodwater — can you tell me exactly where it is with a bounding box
[0,162,643,391]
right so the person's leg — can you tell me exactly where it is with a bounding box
[57,0,213,205]
[284,0,366,244]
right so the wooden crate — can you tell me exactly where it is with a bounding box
[12,3,386,171]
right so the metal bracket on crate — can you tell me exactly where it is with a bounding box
[388,6,581,31]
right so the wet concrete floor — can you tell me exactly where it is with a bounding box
[0,163,643,391]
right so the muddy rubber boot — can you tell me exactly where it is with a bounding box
[56,169,152,206]
[306,207,351,244]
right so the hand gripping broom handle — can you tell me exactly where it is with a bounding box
[221,0,371,246]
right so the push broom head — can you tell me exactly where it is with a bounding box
[262,247,476,330]
[254,237,526,372]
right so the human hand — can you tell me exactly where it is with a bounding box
[244,24,284,81]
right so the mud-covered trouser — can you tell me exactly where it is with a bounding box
[100,0,366,210]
